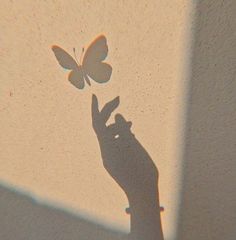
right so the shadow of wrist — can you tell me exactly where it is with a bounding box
[127,193,164,240]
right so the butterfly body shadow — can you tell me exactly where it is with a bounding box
[52,35,112,90]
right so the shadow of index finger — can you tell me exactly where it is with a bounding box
[92,94,99,118]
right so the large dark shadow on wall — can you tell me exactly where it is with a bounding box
[0,182,125,240]
[177,1,236,239]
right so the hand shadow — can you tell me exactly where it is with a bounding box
[92,94,164,240]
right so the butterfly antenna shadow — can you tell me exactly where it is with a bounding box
[73,48,80,65]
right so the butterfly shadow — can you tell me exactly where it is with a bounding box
[52,35,112,90]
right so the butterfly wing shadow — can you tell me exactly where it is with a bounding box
[82,35,112,84]
[52,45,85,90]
[69,66,85,89]
[84,62,112,84]
[52,45,78,70]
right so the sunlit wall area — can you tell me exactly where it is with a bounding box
[1,1,194,239]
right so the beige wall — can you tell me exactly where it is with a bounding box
[1,1,235,240]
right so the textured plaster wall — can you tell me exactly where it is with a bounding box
[177,1,236,240]
[5,1,235,240]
